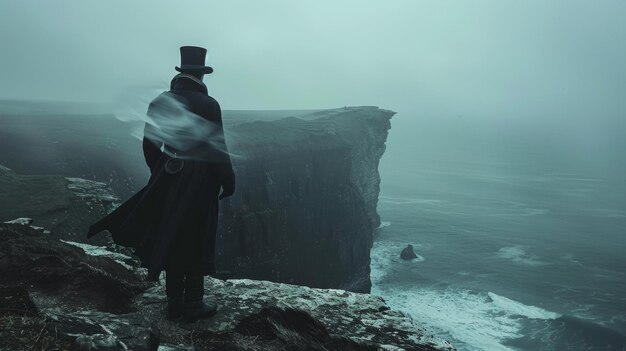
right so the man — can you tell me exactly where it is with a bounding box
[88,46,235,322]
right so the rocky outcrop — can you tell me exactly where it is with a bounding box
[0,222,454,351]
[0,223,149,314]
[400,245,418,260]
[0,165,119,246]
[0,106,394,292]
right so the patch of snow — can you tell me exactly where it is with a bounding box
[60,240,135,270]
[4,217,33,225]
[65,177,120,209]
[3,217,53,234]
[74,334,122,350]
[380,345,406,351]
[158,345,195,351]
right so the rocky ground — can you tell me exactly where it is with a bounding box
[0,221,454,351]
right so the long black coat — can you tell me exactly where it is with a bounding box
[87,76,235,281]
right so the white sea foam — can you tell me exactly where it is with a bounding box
[497,246,547,266]
[520,208,549,216]
[371,240,561,351]
[561,253,584,266]
[370,241,424,285]
[544,174,604,183]
[378,221,391,229]
[372,285,561,351]
[488,292,561,320]
[591,209,626,218]
[373,285,518,351]
[489,200,549,217]
[378,195,444,206]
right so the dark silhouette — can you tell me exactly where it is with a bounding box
[87,46,235,321]
[400,244,418,260]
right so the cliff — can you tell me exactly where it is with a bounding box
[0,106,394,292]
[218,107,394,292]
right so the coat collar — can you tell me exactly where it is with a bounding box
[170,73,208,94]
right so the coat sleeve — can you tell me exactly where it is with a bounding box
[143,101,163,172]
[143,122,163,173]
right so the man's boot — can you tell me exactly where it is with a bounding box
[165,272,185,320]
[183,275,217,322]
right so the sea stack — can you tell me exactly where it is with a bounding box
[400,244,418,260]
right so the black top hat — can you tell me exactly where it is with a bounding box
[175,46,214,74]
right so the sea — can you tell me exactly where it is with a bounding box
[372,115,626,350]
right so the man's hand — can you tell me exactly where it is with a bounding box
[219,181,235,200]
[215,163,235,200]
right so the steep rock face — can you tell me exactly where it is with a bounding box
[0,106,394,292]
[217,107,394,292]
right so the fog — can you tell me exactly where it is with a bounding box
[1,0,625,178]
[2,3,626,347]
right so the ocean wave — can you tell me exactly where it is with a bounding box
[552,315,626,349]
[497,246,547,266]
[370,239,562,350]
[510,315,626,350]
[378,195,444,206]
[371,284,564,351]
[561,253,584,266]
[590,208,626,218]
[519,208,550,216]
[541,173,604,182]
[377,221,391,229]
[489,200,549,217]
[370,238,624,349]
[488,292,560,320]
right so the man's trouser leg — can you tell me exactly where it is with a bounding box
[165,270,185,320]
[182,262,217,322]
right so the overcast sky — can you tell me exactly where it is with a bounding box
[0,0,624,125]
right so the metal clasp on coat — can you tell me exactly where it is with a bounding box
[165,153,184,174]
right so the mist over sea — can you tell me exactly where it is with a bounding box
[373,115,626,350]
